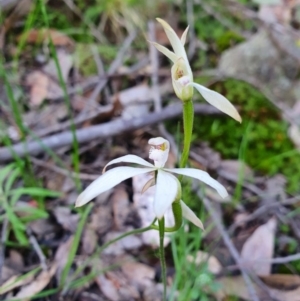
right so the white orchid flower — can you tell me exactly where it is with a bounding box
[150,18,241,123]
[76,137,228,229]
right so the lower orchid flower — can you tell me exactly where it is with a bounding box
[75,137,228,229]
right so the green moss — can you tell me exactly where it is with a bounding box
[216,31,245,52]
[193,79,300,193]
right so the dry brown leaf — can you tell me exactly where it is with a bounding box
[264,175,287,201]
[260,274,300,289]
[211,274,300,301]
[25,50,73,106]
[240,218,277,276]
[82,226,97,255]
[53,207,79,232]
[96,270,140,301]
[186,251,222,275]
[54,236,74,283]
[121,261,155,288]
[19,28,74,48]
[29,218,56,236]
[256,0,293,24]
[1,265,19,283]
[89,204,113,236]
[102,230,143,256]
[14,264,57,300]
[43,49,73,82]
[8,250,24,271]
[143,284,166,301]
[289,124,300,149]
[233,212,250,227]
[26,71,49,106]
[95,274,120,301]
[23,103,68,132]
[0,272,36,295]
[112,84,151,119]
[111,187,131,230]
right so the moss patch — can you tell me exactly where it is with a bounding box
[193,79,300,193]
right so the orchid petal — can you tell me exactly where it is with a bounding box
[181,26,189,46]
[76,167,154,207]
[165,168,228,199]
[148,137,170,168]
[103,154,154,172]
[148,137,169,147]
[191,83,242,123]
[156,18,187,60]
[154,170,179,219]
[150,42,177,63]
[171,58,194,102]
[180,200,204,230]
[141,177,156,194]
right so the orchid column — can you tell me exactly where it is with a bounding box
[150,18,242,171]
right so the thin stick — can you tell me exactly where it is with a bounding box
[30,157,99,181]
[186,0,197,58]
[201,195,260,301]
[0,218,8,282]
[26,228,47,271]
[77,30,137,114]
[62,0,106,43]
[229,196,300,233]
[0,103,221,162]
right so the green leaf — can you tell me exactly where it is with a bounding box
[4,167,21,193]
[9,188,62,205]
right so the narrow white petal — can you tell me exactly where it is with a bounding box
[76,167,154,207]
[150,42,177,63]
[156,18,188,60]
[165,168,228,199]
[180,200,204,230]
[191,83,242,123]
[181,26,189,45]
[103,154,154,172]
[154,170,179,219]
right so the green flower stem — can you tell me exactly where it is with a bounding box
[150,200,182,232]
[179,99,194,181]
[158,217,167,301]
[68,224,153,285]
[98,225,153,252]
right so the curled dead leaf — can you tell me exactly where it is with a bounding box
[18,28,74,48]
[186,251,222,275]
[14,264,57,300]
[240,218,277,276]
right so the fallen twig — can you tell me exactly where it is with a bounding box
[201,195,284,301]
[30,157,99,181]
[0,103,221,162]
[200,195,260,301]
[0,218,8,283]
[27,228,47,271]
[229,196,300,233]
[76,30,137,114]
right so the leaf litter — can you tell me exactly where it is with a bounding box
[1,1,300,300]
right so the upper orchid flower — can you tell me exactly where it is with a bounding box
[75,137,228,229]
[150,18,242,123]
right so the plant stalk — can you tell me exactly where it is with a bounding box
[179,100,194,181]
[158,217,167,301]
